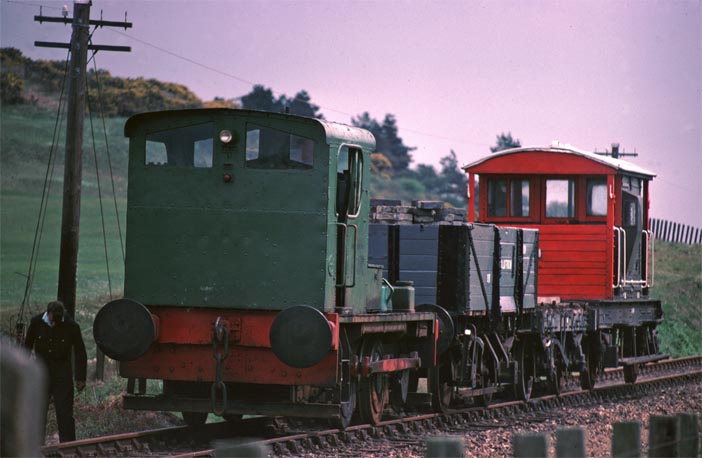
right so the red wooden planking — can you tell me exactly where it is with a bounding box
[540,274,607,285]
[539,284,608,298]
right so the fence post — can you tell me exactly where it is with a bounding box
[0,336,48,457]
[649,415,677,457]
[513,433,548,458]
[555,428,586,457]
[426,436,464,458]
[612,421,641,457]
[662,220,669,242]
[213,440,268,458]
[676,413,700,458]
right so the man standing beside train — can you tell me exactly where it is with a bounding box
[25,300,87,443]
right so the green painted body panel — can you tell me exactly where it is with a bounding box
[123,109,375,312]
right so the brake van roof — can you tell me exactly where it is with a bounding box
[463,141,656,178]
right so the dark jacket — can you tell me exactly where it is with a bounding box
[25,313,87,382]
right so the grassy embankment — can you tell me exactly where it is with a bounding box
[2,104,700,441]
[652,242,702,356]
[1,104,183,441]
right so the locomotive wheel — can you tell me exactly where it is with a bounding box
[357,338,388,425]
[623,365,638,384]
[182,411,207,427]
[429,352,456,413]
[515,339,536,401]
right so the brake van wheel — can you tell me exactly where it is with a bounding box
[182,411,207,427]
[579,336,601,390]
[357,338,388,425]
[548,364,564,396]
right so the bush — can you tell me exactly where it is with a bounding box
[1,72,24,104]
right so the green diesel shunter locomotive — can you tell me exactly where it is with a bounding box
[93,109,438,427]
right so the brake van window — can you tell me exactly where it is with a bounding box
[546,179,575,218]
[145,123,214,168]
[245,125,314,169]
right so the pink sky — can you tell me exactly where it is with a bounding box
[2,0,700,226]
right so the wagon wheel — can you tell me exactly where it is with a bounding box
[223,414,243,423]
[579,334,602,390]
[429,351,456,413]
[335,376,357,429]
[475,357,497,406]
[514,338,536,401]
[182,411,207,427]
[390,369,410,409]
[623,364,638,384]
[357,338,388,425]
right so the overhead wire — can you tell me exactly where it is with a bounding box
[88,53,126,263]
[85,46,114,300]
[6,0,491,150]
[16,47,71,338]
[2,0,63,11]
[106,28,491,149]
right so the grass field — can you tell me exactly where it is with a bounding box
[1,104,128,322]
[651,241,702,356]
[1,103,700,442]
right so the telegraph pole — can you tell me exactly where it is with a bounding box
[35,1,131,319]
[594,143,638,160]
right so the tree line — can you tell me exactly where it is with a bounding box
[1,47,521,206]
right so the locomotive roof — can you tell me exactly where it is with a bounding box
[125,108,376,150]
[463,141,656,178]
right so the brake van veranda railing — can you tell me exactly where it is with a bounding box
[650,218,701,245]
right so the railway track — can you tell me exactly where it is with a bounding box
[42,356,702,458]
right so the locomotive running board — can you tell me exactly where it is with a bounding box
[123,394,341,418]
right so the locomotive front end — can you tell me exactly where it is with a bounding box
[93,109,373,424]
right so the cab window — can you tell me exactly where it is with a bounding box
[545,179,575,218]
[146,122,214,168]
[336,146,363,218]
[245,124,314,170]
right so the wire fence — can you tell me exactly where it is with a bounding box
[650,218,702,245]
